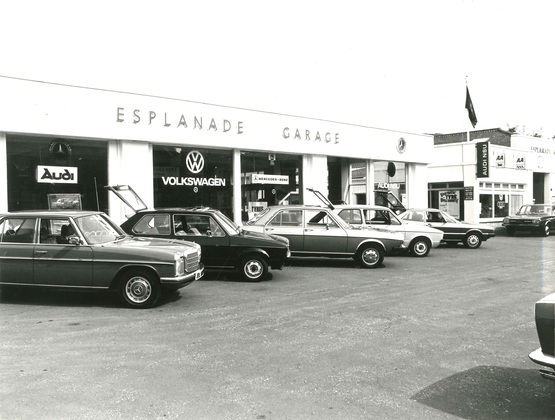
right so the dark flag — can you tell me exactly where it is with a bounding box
[465,86,478,128]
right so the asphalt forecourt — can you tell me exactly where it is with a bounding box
[1,233,554,419]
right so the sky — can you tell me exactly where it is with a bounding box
[1,0,555,138]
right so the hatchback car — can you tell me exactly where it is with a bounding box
[244,205,404,268]
[502,204,555,236]
[529,293,555,380]
[107,185,290,281]
[333,205,444,257]
[398,208,495,249]
[0,211,204,309]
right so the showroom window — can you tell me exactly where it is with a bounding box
[479,183,524,219]
[6,135,108,212]
[153,146,233,218]
[241,151,302,221]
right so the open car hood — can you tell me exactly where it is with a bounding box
[105,185,148,213]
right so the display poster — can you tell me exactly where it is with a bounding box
[439,190,460,219]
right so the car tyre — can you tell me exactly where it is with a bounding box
[119,269,160,309]
[240,255,268,281]
[409,238,430,257]
[357,244,384,268]
[464,232,482,249]
[541,223,550,237]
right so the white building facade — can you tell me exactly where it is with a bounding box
[0,76,433,225]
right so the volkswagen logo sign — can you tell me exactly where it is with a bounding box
[186,150,205,174]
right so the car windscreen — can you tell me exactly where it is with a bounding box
[74,214,124,244]
[214,211,241,235]
[246,207,271,225]
[517,205,551,215]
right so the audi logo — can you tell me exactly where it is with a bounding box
[186,151,205,173]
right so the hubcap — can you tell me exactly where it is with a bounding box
[362,248,379,265]
[414,242,428,255]
[245,260,263,279]
[126,277,151,303]
[467,235,479,247]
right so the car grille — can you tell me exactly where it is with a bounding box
[509,219,533,224]
[185,250,201,272]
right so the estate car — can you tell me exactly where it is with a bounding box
[0,211,204,308]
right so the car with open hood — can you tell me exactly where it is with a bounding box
[243,200,404,268]
[307,189,443,258]
[333,204,444,257]
[502,203,554,236]
[529,293,555,380]
[398,208,495,249]
[0,210,203,308]
[107,185,290,281]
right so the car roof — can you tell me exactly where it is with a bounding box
[0,210,104,217]
[334,204,391,211]
[136,207,220,214]
[402,208,441,212]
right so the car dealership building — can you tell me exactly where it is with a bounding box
[0,76,433,225]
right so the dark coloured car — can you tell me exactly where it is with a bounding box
[398,208,495,249]
[0,211,204,309]
[529,293,555,380]
[107,185,290,281]
[502,204,555,236]
[243,205,404,268]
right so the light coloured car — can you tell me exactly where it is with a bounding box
[244,205,404,268]
[399,208,495,249]
[333,204,444,257]
[529,293,555,380]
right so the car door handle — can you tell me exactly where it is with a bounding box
[34,251,47,255]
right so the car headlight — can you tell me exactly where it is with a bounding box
[503,217,509,224]
[533,220,540,224]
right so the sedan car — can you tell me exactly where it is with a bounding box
[529,293,555,380]
[244,205,404,268]
[398,208,495,249]
[502,203,555,236]
[333,204,444,257]
[107,185,290,281]
[0,211,204,309]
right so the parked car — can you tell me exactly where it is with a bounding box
[502,203,555,236]
[333,204,444,257]
[0,211,204,309]
[244,204,404,268]
[529,293,555,380]
[107,185,290,281]
[398,208,495,249]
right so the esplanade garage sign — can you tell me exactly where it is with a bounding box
[476,141,489,178]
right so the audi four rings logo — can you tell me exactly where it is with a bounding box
[186,151,204,173]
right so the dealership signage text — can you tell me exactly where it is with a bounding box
[37,165,78,184]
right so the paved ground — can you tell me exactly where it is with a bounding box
[1,229,554,419]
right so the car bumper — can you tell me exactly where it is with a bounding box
[160,264,204,287]
[529,348,555,380]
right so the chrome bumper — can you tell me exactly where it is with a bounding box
[160,264,204,286]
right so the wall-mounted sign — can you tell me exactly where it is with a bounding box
[37,165,78,184]
[476,141,489,178]
[250,174,290,185]
[495,152,505,167]
[464,186,474,201]
[516,156,526,170]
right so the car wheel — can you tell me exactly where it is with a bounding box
[357,244,384,268]
[506,227,514,236]
[409,238,430,257]
[240,255,268,281]
[464,233,482,249]
[542,223,550,237]
[119,269,160,309]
